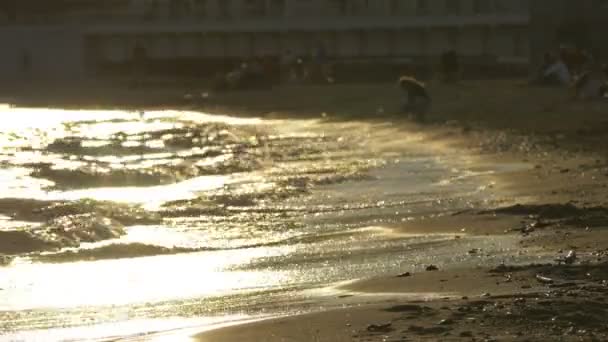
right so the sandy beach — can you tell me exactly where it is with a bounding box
[189,80,608,341]
[1,79,608,341]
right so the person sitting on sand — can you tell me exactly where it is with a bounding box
[561,46,588,79]
[399,76,431,122]
[539,53,571,86]
[225,65,243,90]
[574,63,606,100]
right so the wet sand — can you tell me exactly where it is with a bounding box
[192,81,608,341]
[198,262,608,341]
[195,174,608,341]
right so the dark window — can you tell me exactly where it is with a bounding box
[219,0,231,19]
[473,0,491,14]
[446,0,460,14]
[244,0,266,17]
[417,0,429,15]
[195,0,207,18]
[269,0,285,16]
[595,0,608,8]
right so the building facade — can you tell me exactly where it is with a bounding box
[0,0,530,80]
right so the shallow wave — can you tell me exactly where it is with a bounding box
[23,226,400,265]
[0,214,126,257]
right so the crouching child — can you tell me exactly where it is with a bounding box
[399,76,431,122]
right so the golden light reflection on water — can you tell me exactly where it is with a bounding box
[0,107,263,128]
[0,105,534,341]
[0,107,273,207]
[45,174,231,209]
[0,246,293,311]
[4,316,257,342]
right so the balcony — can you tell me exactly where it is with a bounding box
[84,13,529,35]
[0,0,529,27]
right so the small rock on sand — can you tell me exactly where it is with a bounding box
[426,265,439,271]
[397,272,412,278]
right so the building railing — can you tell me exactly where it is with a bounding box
[0,1,530,26]
[0,13,530,27]
[79,14,529,35]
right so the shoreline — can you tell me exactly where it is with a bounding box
[189,81,608,341]
[2,80,608,340]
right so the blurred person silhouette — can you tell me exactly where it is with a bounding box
[537,52,571,86]
[399,76,431,122]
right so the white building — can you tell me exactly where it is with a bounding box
[0,0,530,80]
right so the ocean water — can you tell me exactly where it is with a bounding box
[0,107,532,341]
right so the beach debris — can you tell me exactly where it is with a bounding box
[437,319,454,325]
[529,219,550,229]
[468,248,481,255]
[366,322,392,333]
[556,250,577,265]
[397,272,412,278]
[426,265,439,271]
[565,250,577,264]
[481,292,492,297]
[535,274,555,284]
[522,224,535,235]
